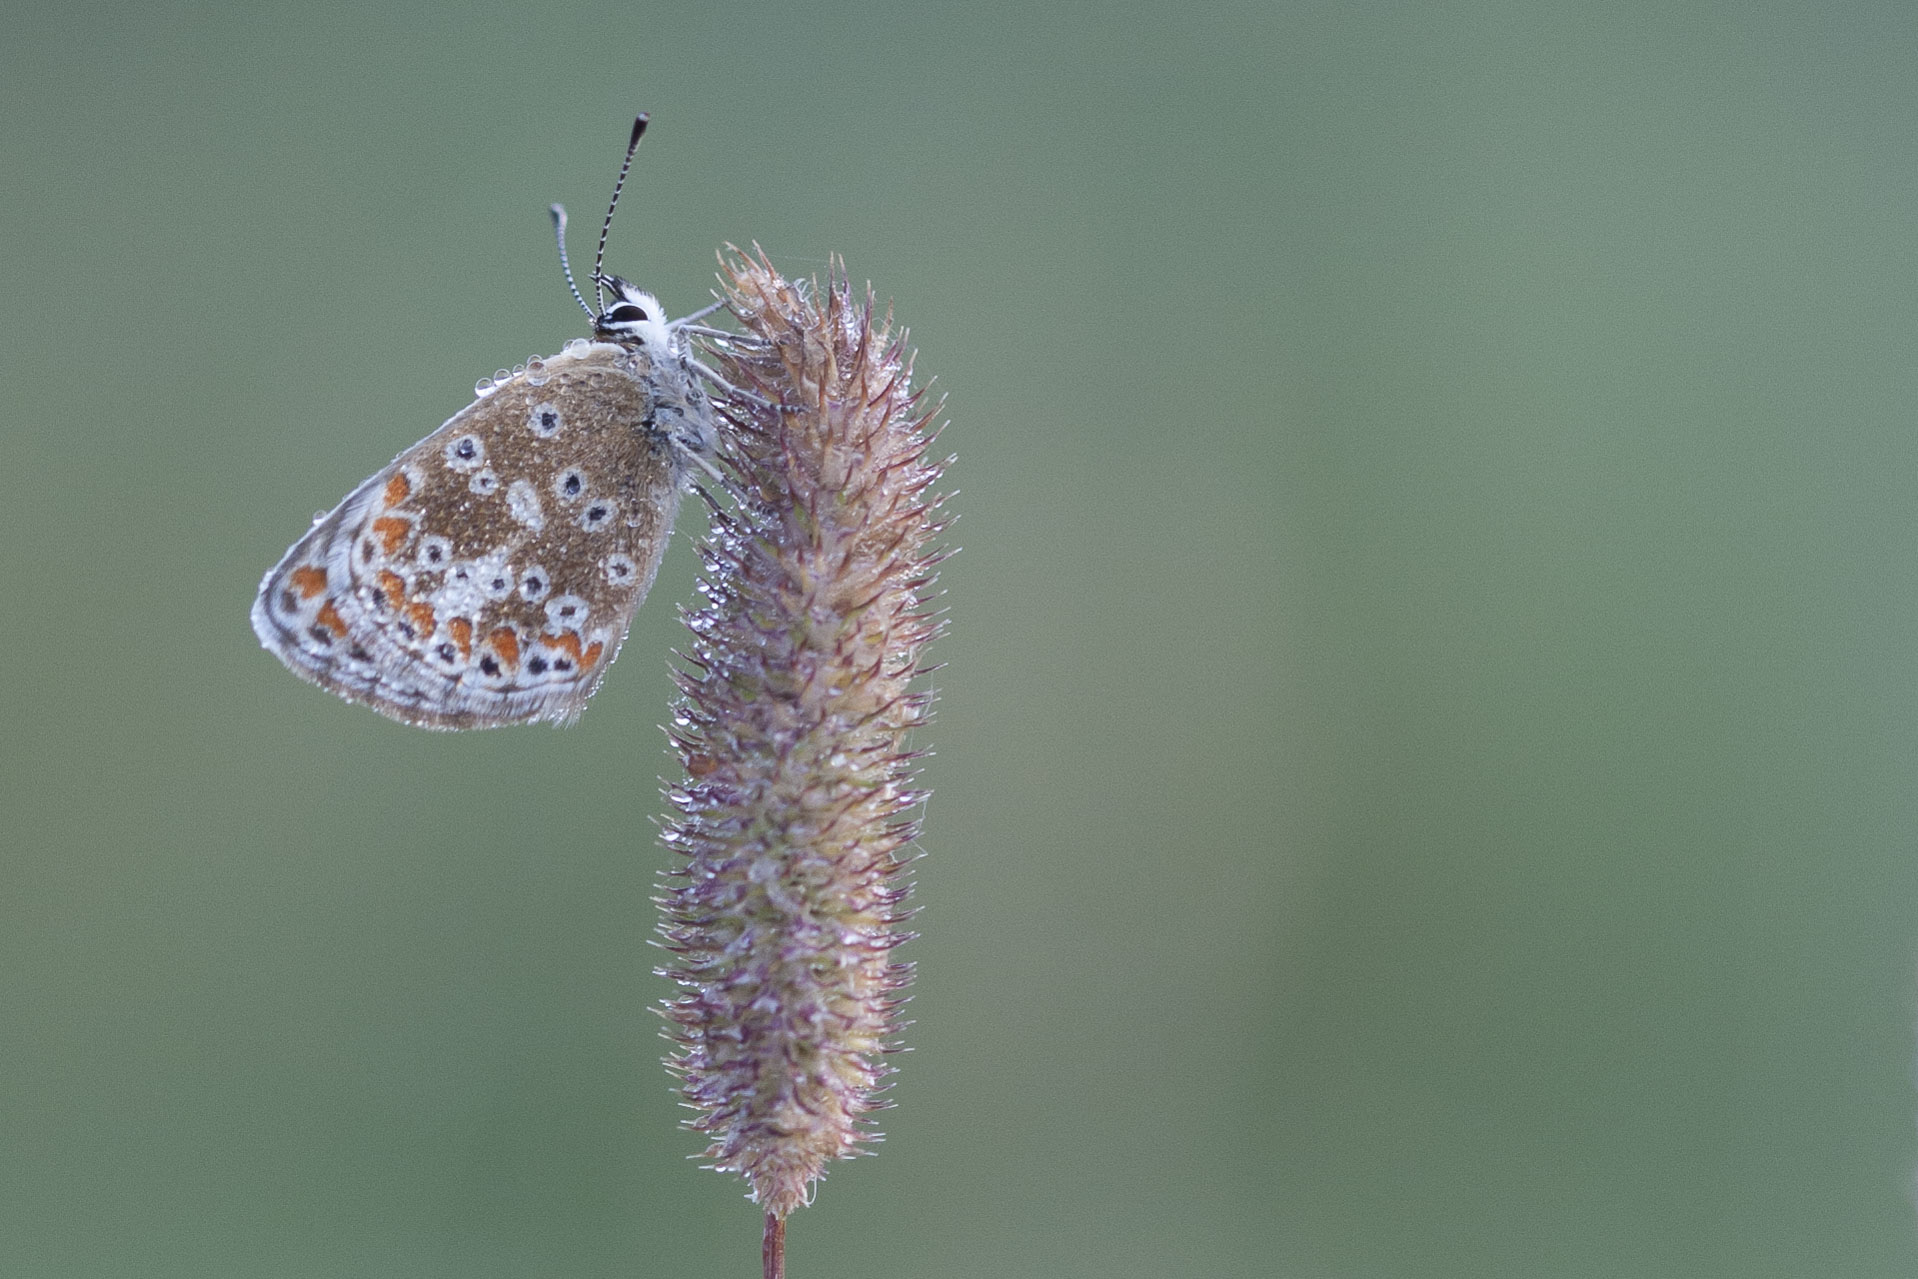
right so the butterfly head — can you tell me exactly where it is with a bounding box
[592,276,676,362]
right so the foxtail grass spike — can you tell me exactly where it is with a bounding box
[659,249,950,1229]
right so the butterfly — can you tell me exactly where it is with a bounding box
[251,115,729,729]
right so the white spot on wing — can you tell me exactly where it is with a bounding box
[506,479,545,531]
[602,552,637,585]
[434,550,512,616]
[417,535,452,570]
[545,595,589,628]
[445,434,485,471]
[578,498,615,532]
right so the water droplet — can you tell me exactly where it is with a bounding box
[474,376,497,397]
[525,357,549,386]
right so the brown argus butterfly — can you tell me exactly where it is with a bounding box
[251,116,725,729]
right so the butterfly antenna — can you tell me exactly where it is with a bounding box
[593,113,648,312]
[548,204,595,320]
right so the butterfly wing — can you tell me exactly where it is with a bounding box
[252,341,687,729]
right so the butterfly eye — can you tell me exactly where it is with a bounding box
[607,304,649,324]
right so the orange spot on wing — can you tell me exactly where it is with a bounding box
[370,516,410,555]
[581,641,604,669]
[489,628,520,669]
[448,617,474,658]
[546,631,585,663]
[382,472,411,508]
[289,565,329,599]
[314,599,346,636]
[377,570,405,603]
[405,601,436,636]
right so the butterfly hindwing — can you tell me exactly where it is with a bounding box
[251,341,682,729]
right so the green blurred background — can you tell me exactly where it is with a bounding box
[6,2,1918,1275]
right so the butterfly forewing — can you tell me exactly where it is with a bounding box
[252,340,683,729]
